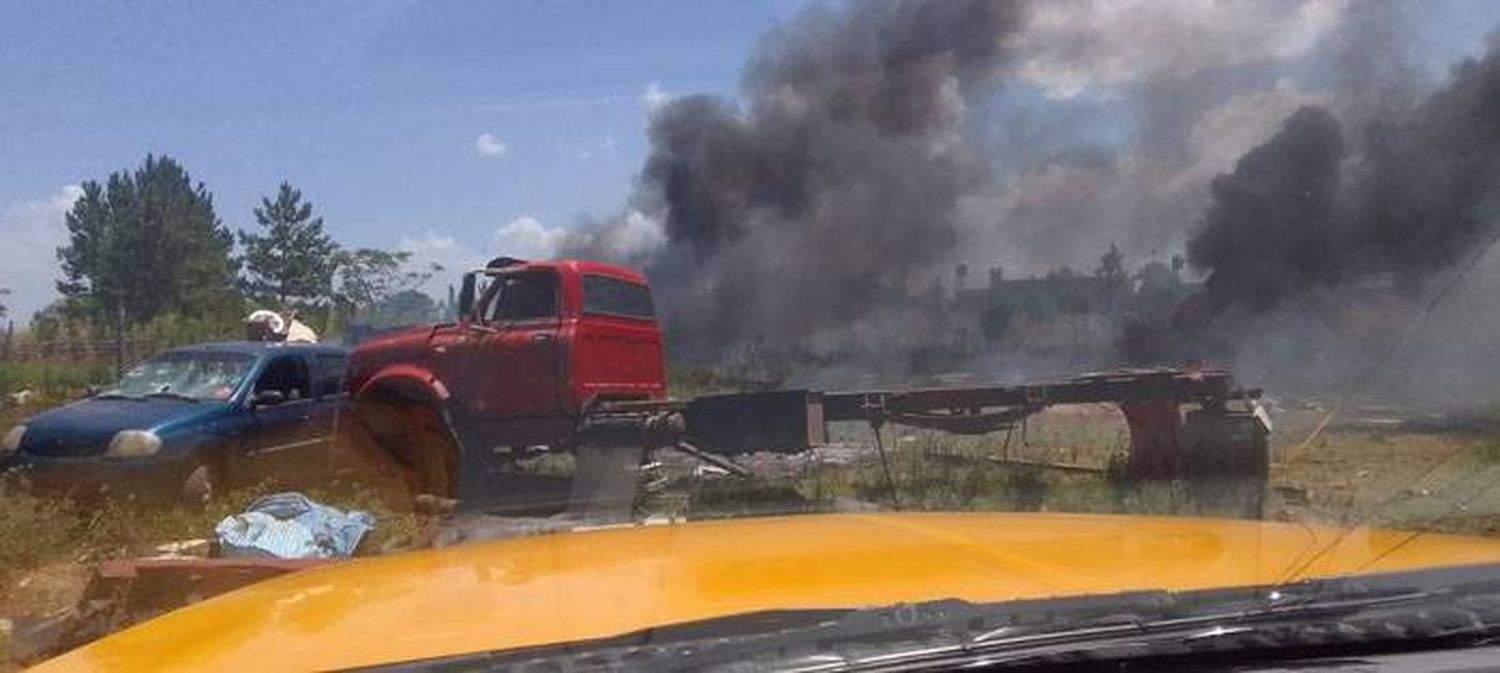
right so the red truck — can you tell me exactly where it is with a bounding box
[344,258,667,498]
[347,256,1269,516]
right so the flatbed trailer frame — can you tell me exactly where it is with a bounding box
[584,367,1270,516]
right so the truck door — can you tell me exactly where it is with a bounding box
[479,270,563,420]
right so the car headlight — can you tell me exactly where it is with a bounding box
[1,425,24,455]
[106,430,161,458]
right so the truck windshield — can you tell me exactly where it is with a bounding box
[97,352,256,401]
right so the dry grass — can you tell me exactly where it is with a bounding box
[659,405,1500,531]
[0,478,421,616]
[1269,410,1500,529]
[5,400,1500,668]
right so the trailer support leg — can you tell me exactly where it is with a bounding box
[566,443,645,523]
[1119,401,1184,481]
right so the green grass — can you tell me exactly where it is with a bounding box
[666,367,781,399]
[787,434,1185,517]
[0,361,114,403]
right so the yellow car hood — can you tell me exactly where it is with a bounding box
[36,512,1500,672]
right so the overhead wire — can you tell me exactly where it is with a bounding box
[1274,220,1500,586]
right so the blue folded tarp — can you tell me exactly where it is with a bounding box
[215,492,375,559]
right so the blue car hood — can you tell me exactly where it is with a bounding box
[19,398,223,457]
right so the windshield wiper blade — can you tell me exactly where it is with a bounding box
[371,563,1500,673]
[917,589,1447,670]
[93,392,140,400]
[144,391,198,403]
[814,586,1486,672]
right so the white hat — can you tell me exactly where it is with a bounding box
[245,309,287,335]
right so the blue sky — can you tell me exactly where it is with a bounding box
[0,0,802,233]
[0,0,805,320]
[2,0,1499,321]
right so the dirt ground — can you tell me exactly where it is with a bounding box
[4,399,1499,667]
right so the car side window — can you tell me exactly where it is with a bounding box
[490,272,558,322]
[254,355,311,402]
[313,353,348,398]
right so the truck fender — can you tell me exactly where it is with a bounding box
[355,364,451,404]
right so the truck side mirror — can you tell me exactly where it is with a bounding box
[457,272,477,320]
[252,389,286,408]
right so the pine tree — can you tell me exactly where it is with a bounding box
[1095,242,1126,282]
[238,182,338,307]
[56,155,239,323]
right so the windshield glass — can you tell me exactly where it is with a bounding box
[98,351,255,401]
[7,1,1500,669]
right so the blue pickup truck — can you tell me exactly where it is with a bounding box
[1,342,349,502]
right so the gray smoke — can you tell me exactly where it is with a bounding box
[581,0,1028,369]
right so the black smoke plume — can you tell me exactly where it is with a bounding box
[1188,107,1345,312]
[1191,35,1500,314]
[605,0,1029,368]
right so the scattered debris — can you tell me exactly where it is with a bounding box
[215,493,374,559]
[1273,486,1310,507]
[984,456,1107,475]
[150,539,210,559]
[412,494,459,516]
[693,465,731,478]
[672,441,751,478]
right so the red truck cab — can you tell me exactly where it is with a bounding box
[343,259,667,498]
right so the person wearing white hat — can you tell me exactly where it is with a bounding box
[245,309,318,343]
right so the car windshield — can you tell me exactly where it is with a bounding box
[8,1,1500,670]
[97,352,255,401]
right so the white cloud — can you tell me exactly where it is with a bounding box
[398,231,481,298]
[641,81,671,111]
[0,185,82,323]
[474,132,508,158]
[493,216,568,260]
[606,210,667,259]
[1019,0,1348,97]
